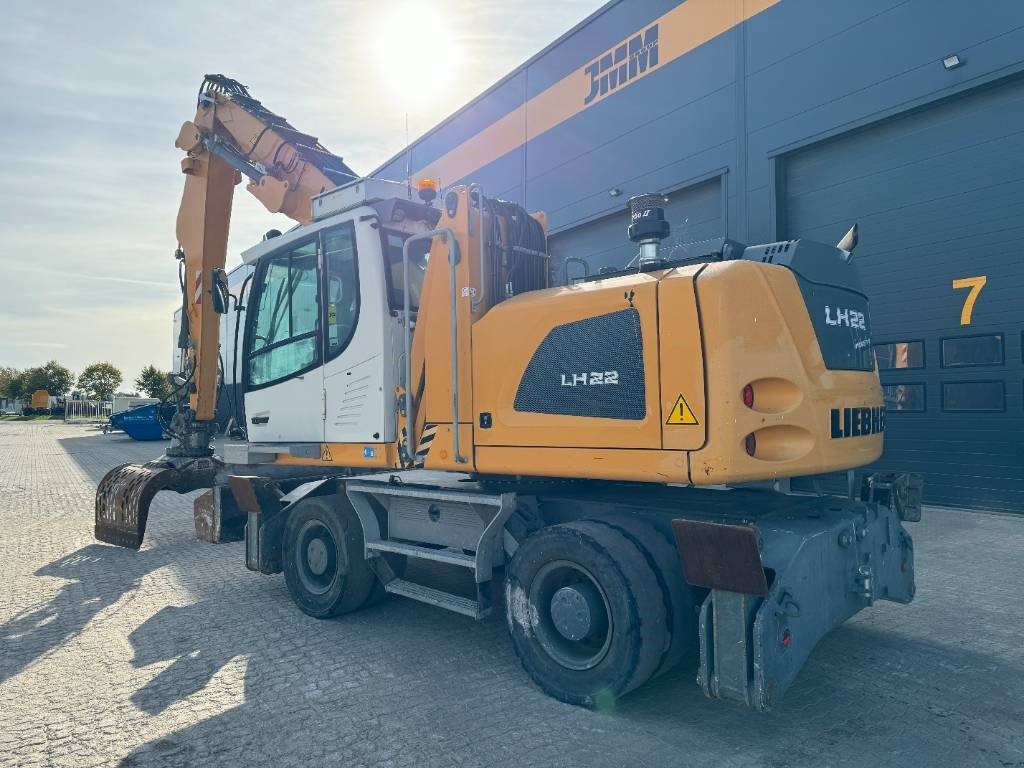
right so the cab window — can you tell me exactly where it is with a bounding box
[323,224,359,361]
[247,240,320,387]
[382,230,430,311]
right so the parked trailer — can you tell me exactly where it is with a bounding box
[224,466,919,711]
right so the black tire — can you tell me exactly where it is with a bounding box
[362,552,408,608]
[282,495,376,619]
[590,515,698,676]
[505,521,668,707]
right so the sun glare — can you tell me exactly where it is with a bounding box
[369,0,462,109]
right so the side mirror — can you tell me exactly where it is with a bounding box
[211,268,228,315]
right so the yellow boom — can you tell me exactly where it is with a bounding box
[173,75,356,422]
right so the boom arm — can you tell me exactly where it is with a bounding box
[173,74,357,427]
[93,76,358,548]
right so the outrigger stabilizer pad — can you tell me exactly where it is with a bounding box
[94,457,221,549]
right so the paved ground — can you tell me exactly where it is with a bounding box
[1,422,1022,768]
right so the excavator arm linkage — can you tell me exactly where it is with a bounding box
[95,75,356,549]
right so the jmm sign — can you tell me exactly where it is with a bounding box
[584,24,659,106]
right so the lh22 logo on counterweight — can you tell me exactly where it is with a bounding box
[584,24,659,105]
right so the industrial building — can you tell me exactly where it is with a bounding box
[199,1,1023,511]
[367,0,1023,512]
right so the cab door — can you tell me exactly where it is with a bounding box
[244,237,325,443]
[320,220,389,444]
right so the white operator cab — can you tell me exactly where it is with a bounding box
[238,178,440,447]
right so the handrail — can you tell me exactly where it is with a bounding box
[402,227,465,463]
[467,183,486,312]
[562,256,590,285]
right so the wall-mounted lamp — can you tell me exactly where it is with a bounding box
[943,54,962,70]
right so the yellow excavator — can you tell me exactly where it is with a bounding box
[95,75,920,711]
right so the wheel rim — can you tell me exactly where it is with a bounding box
[295,519,340,596]
[530,560,613,671]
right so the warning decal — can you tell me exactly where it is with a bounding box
[320,444,333,462]
[666,395,699,425]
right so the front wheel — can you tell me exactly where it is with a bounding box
[505,521,668,707]
[282,495,376,618]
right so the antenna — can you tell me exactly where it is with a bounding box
[405,112,412,200]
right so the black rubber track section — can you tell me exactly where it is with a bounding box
[590,515,698,677]
[505,521,668,707]
[283,495,376,619]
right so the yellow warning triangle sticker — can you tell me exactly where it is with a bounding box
[666,395,699,425]
[320,443,333,462]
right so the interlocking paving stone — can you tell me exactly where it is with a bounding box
[0,422,1022,767]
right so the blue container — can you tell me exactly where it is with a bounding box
[110,404,165,441]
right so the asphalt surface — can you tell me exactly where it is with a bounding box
[1,421,1022,767]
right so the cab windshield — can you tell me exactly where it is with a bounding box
[382,229,430,312]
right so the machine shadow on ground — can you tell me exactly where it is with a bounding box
[0,432,204,686]
[0,544,178,686]
[113,547,1024,766]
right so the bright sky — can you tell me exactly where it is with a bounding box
[0,0,604,384]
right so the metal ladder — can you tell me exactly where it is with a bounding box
[346,479,515,619]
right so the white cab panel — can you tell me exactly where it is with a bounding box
[322,210,395,443]
[245,370,324,443]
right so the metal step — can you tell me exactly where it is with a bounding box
[347,475,506,507]
[366,540,476,569]
[384,579,487,619]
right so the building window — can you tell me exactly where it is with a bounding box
[875,341,925,370]
[941,334,1004,368]
[883,383,926,412]
[941,381,1005,412]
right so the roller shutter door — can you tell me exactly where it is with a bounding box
[784,77,1024,512]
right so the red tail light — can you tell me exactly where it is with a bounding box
[742,384,755,409]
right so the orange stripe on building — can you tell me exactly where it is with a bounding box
[416,0,780,186]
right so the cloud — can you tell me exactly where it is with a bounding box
[0,0,605,381]
[6,340,66,349]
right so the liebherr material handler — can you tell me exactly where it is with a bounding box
[96,75,921,712]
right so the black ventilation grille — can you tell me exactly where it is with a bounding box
[514,309,646,420]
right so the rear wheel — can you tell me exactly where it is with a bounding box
[505,521,668,707]
[590,515,698,676]
[283,495,375,618]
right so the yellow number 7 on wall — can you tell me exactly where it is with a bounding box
[952,275,987,326]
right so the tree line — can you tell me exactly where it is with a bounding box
[0,361,173,403]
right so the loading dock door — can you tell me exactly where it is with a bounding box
[784,77,1024,512]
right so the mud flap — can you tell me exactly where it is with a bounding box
[95,458,221,549]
